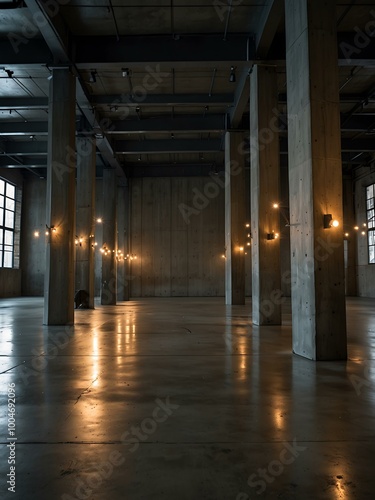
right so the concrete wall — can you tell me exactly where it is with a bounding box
[0,168,23,297]
[355,166,375,297]
[20,177,47,296]
[129,177,227,297]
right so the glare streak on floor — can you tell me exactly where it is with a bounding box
[0,297,375,500]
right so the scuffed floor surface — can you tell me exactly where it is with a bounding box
[1,296,375,499]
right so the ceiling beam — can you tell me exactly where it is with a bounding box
[0,97,48,110]
[108,115,225,134]
[0,38,51,65]
[23,0,125,179]
[75,35,253,67]
[115,139,223,154]
[127,164,216,177]
[1,141,47,155]
[229,68,250,129]
[0,122,48,136]
[255,0,284,58]
[0,156,47,168]
[90,94,233,107]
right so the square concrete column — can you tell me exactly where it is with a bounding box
[101,168,117,305]
[285,0,347,360]
[343,176,357,296]
[44,69,76,325]
[117,183,130,301]
[250,65,281,326]
[225,131,246,305]
[75,136,96,308]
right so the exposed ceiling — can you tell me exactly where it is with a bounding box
[0,0,375,179]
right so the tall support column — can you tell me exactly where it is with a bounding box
[101,168,117,305]
[117,183,130,301]
[44,68,76,325]
[343,176,357,296]
[75,136,96,308]
[225,131,246,305]
[285,0,347,360]
[250,65,281,326]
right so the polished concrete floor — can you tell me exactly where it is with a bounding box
[0,296,375,500]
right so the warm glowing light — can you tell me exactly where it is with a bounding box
[361,231,366,236]
[96,218,102,223]
[75,238,79,245]
[51,227,57,232]
[34,231,39,238]
[273,203,279,209]
[222,254,226,259]
[247,242,251,246]
[345,233,349,238]
[274,233,280,239]
[239,246,244,252]
[363,223,367,227]
[332,219,339,228]
[354,226,359,231]
[45,230,49,236]
[245,223,250,228]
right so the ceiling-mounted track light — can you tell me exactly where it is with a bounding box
[89,70,97,83]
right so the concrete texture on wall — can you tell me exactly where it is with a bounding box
[355,166,375,298]
[20,177,46,296]
[129,177,228,297]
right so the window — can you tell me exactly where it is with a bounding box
[367,183,375,264]
[0,178,16,268]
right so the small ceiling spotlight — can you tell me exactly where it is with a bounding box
[89,70,97,83]
[229,66,236,83]
[138,155,141,161]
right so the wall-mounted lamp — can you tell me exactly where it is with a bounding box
[267,232,279,240]
[33,231,40,238]
[45,224,57,234]
[323,214,339,229]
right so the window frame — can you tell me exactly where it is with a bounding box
[366,183,375,265]
[0,178,16,268]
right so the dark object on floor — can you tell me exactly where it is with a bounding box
[74,289,90,309]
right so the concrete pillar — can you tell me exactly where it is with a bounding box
[75,136,96,308]
[225,131,246,305]
[101,168,117,305]
[285,0,347,360]
[343,176,357,296]
[117,183,130,301]
[44,68,76,325]
[250,65,281,326]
